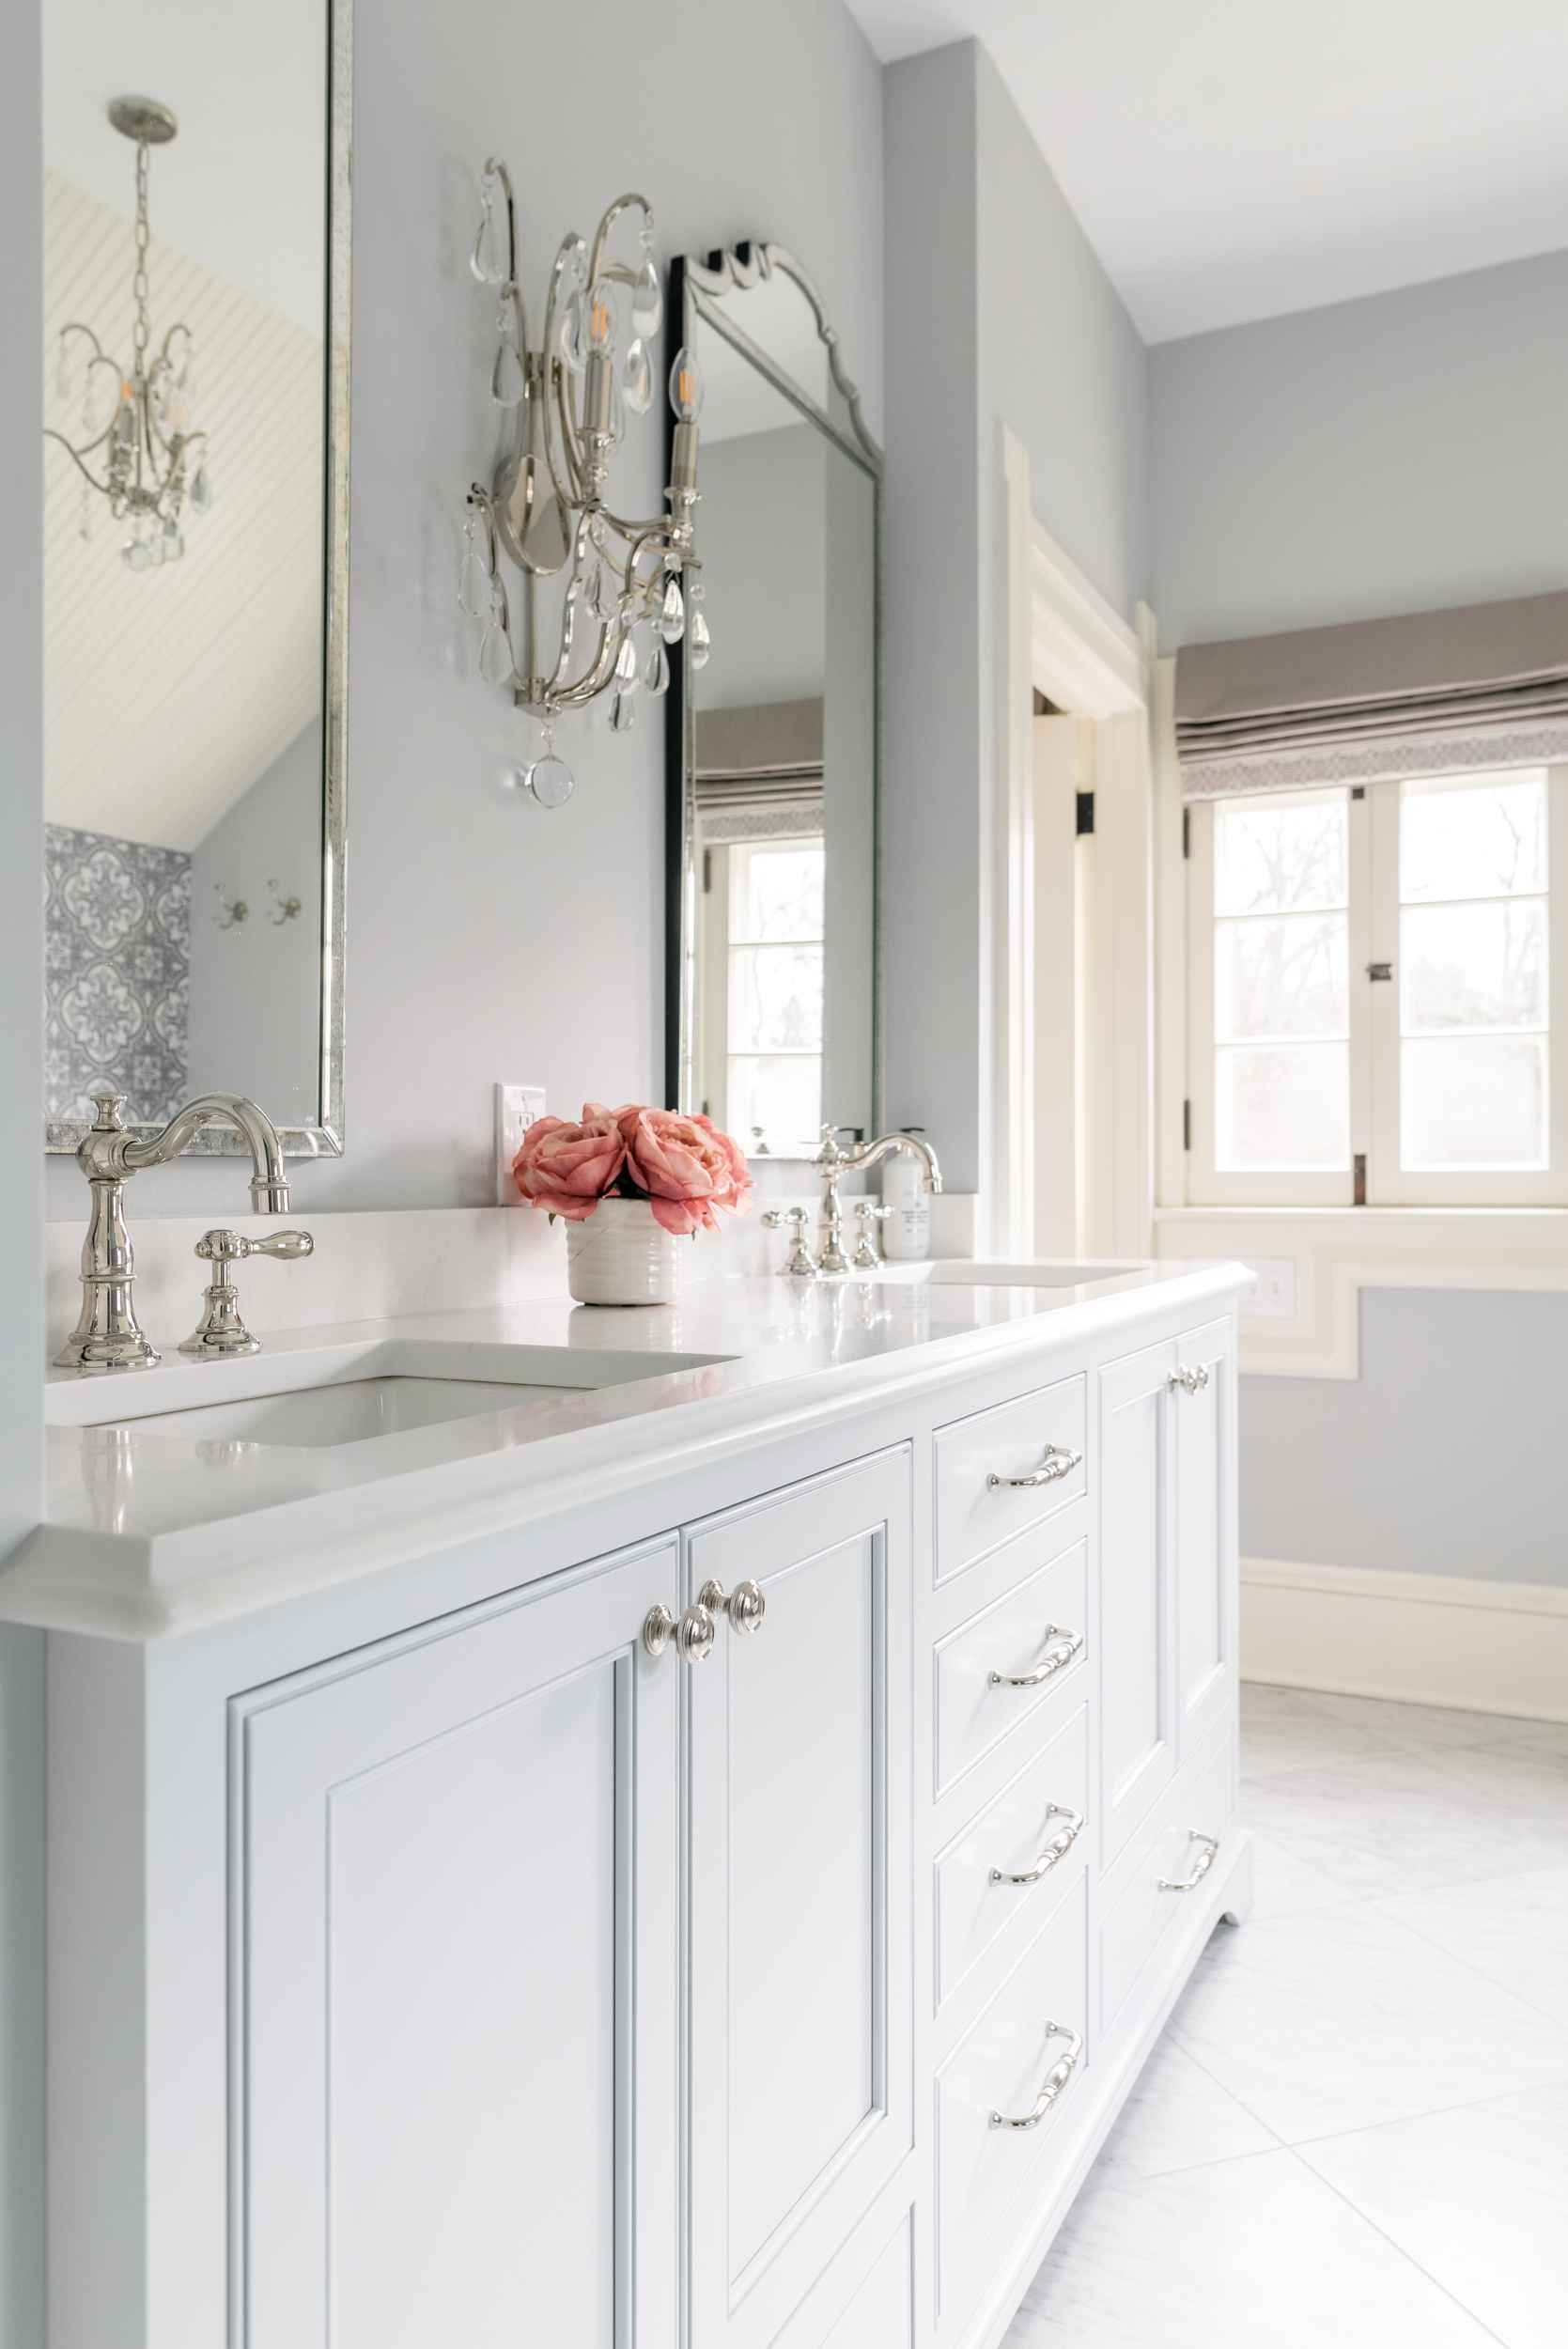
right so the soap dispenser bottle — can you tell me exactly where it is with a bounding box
[881,1128,932,1262]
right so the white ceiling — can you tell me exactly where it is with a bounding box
[846,0,1568,341]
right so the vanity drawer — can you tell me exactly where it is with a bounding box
[934,1871,1089,2326]
[935,1703,1089,2017]
[934,1375,1087,1587]
[934,1536,1087,1801]
[1101,1720,1237,2035]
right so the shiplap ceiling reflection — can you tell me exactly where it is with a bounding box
[43,167,322,852]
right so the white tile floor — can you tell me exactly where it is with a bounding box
[1002,1684,1568,2348]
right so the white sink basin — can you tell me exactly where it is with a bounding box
[103,1375,591,1449]
[880,1258,1146,1288]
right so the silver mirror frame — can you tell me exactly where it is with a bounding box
[664,239,882,1157]
[45,0,352,1166]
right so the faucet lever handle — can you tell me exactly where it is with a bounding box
[182,1229,314,1359]
[194,1228,314,1265]
[246,1230,315,1263]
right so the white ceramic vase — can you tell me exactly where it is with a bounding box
[566,1196,682,1306]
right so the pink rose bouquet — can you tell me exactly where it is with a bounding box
[513,1101,753,1237]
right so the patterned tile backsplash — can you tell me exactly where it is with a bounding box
[45,823,191,1127]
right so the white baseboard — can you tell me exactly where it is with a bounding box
[1242,1556,1568,1724]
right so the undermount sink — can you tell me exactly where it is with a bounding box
[880,1258,1146,1288]
[101,1375,593,1449]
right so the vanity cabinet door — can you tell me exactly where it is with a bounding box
[686,1451,914,2349]
[235,1539,682,2349]
[1172,1315,1235,1757]
[1097,1339,1179,1867]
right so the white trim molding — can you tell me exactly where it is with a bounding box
[1155,1205,1568,1377]
[1243,1556,1568,1723]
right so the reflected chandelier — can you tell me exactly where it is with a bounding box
[45,97,212,571]
[458,160,707,808]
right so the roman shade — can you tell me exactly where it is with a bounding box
[693,698,823,844]
[1174,591,1568,800]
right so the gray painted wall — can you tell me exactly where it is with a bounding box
[1153,252,1568,1584]
[882,39,1150,1193]
[697,425,826,710]
[1243,1289,1568,1585]
[1152,248,1568,646]
[188,720,325,1128]
[1,0,46,2341]
[45,0,884,1221]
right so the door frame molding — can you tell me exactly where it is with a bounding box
[990,426,1157,1260]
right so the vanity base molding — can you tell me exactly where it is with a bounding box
[35,1268,1248,2349]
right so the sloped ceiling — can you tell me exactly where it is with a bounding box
[43,166,323,852]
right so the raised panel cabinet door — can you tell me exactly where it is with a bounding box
[686,1450,914,2349]
[1173,1315,1236,1756]
[1097,1339,1178,1867]
[235,1539,682,2349]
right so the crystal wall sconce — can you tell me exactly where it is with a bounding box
[458,161,708,808]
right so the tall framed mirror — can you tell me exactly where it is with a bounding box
[41,0,351,1161]
[665,242,879,1159]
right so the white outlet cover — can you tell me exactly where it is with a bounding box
[1240,1256,1296,1320]
[495,1083,547,1206]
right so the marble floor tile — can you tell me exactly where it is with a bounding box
[1298,2084,1568,2349]
[1281,1688,1540,1754]
[1087,2035,1278,2183]
[1004,2148,1499,2347]
[1165,1903,1568,2143]
[1239,1684,1407,1784]
[1378,1864,1568,2028]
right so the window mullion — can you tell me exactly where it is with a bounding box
[1363,782,1402,1205]
[1548,767,1568,1201]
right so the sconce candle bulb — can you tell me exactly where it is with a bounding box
[458,162,704,805]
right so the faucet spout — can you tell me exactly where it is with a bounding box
[839,1129,944,1194]
[123,1092,290,1214]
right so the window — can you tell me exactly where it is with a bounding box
[698,832,826,1153]
[1187,767,1568,1205]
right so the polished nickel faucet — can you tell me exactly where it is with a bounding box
[765,1124,943,1278]
[55,1088,298,1372]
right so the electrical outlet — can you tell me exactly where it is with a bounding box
[495,1083,547,1205]
[1241,1257,1296,1319]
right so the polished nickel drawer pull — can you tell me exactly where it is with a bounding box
[642,1603,716,1663]
[987,1443,1082,1492]
[696,1577,767,1636]
[1168,1364,1209,1395]
[989,1803,1085,1887]
[988,2022,1084,2130]
[988,1624,1083,1691]
[1158,1829,1219,1892]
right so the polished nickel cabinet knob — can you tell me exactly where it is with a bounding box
[697,1578,767,1636]
[1168,1363,1210,1395]
[642,1603,717,1663]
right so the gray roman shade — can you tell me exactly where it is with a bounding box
[694,698,824,843]
[1175,591,1568,800]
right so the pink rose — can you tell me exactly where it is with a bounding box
[512,1102,626,1221]
[616,1105,754,1237]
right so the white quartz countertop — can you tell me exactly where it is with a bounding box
[8,1259,1247,1640]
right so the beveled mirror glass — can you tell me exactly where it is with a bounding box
[666,242,879,1159]
[41,0,350,1161]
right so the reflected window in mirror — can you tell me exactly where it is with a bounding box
[41,0,349,1159]
[668,245,879,1159]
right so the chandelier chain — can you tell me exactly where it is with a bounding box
[132,139,151,365]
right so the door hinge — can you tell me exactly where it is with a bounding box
[1366,960,1393,982]
[1183,1098,1191,1152]
[1181,806,1190,859]
[1353,1152,1367,1206]
[1076,790,1094,837]
[702,847,712,894]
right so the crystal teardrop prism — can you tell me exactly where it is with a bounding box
[590,563,615,623]
[560,288,588,376]
[458,543,489,617]
[189,464,212,515]
[123,534,152,573]
[690,610,712,670]
[623,338,653,416]
[631,255,663,339]
[470,194,506,287]
[490,336,524,409]
[478,620,514,688]
[644,636,670,695]
[526,753,575,810]
[614,634,641,692]
[163,520,185,562]
[660,577,686,645]
[609,690,635,734]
